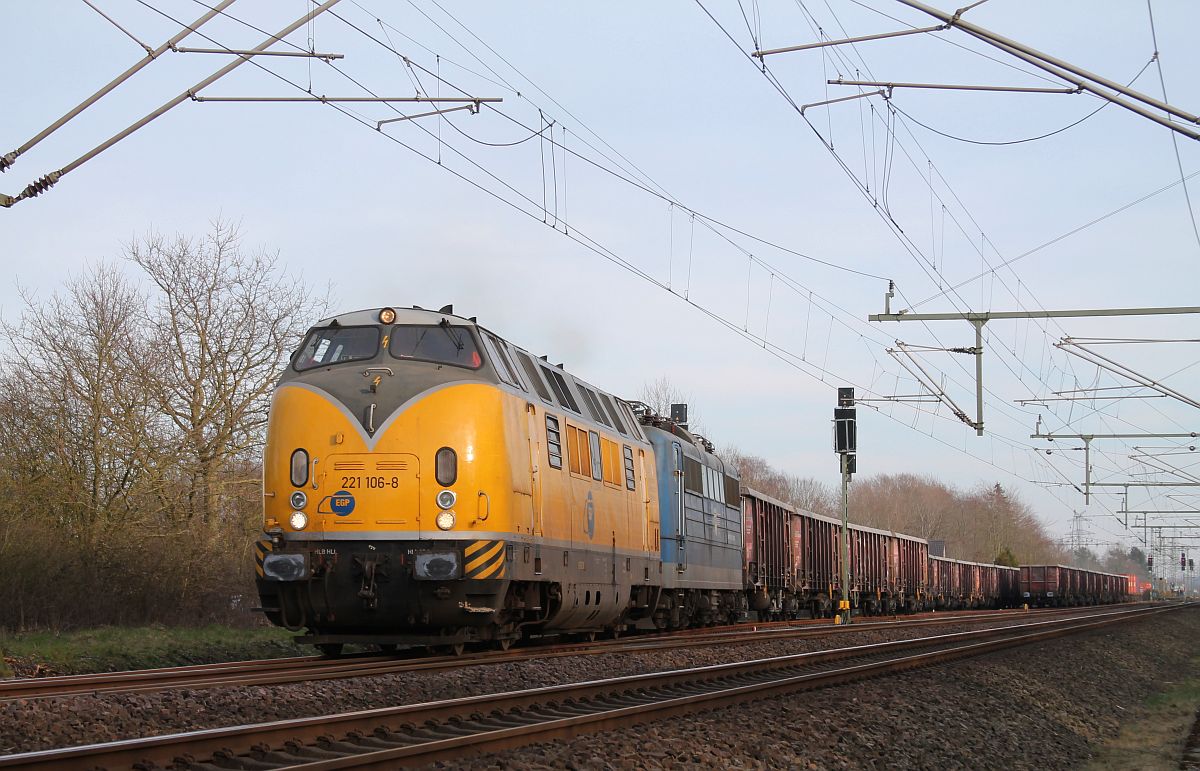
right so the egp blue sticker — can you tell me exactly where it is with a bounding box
[330,490,356,516]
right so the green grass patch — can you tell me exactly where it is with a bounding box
[1085,655,1200,771]
[0,624,308,678]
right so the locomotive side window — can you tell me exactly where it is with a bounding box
[600,437,621,485]
[683,456,702,494]
[617,400,645,441]
[294,326,380,371]
[482,332,523,389]
[598,392,628,436]
[577,384,610,427]
[516,351,553,402]
[545,415,563,469]
[723,473,739,505]
[622,445,636,490]
[540,365,581,413]
[388,324,483,369]
[566,424,590,476]
[588,430,603,481]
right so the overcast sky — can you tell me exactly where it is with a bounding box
[3,1,1198,559]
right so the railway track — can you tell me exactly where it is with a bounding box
[0,604,1178,770]
[0,605,1130,701]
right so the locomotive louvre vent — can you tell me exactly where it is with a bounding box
[333,461,366,471]
[376,461,408,471]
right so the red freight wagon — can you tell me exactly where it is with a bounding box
[741,487,928,619]
[1020,565,1131,606]
[930,556,1016,609]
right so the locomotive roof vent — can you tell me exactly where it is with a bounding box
[439,304,454,314]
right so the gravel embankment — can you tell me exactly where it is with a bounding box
[450,607,1200,770]
[2,608,1193,768]
[1,616,1075,755]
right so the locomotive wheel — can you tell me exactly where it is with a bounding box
[495,637,514,651]
[437,642,466,656]
[317,643,344,657]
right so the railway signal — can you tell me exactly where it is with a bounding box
[834,387,856,625]
[1183,553,1188,571]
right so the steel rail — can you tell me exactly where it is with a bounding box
[0,605,1177,770]
[0,605,1119,701]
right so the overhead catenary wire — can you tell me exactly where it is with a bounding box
[1,0,344,208]
[790,2,1197,444]
[99,0,1172,546]
[699,0,1196,530]
[1146,0,1200,254]
[184,0,1092,503]
[81,0,154,53]
[0,0,239,176]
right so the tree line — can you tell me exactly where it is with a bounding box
[0,222,323,630]
[724,447,1149,578]
[0,225,1145,632]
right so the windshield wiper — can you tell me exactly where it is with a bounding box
[439,318,465,351]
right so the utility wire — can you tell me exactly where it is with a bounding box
[1147,0,1200,255]
[154,0,1168,542]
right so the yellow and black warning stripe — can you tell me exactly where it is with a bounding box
[464,540,506,580]
[254,538,274,578]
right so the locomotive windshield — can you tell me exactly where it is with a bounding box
[388,323,482,369]
[294,326,381,371]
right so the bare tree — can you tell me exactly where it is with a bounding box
[127,220,326,524]
[0,265,155,531]
[639,375,703,431]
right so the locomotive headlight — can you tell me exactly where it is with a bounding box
[435,510,456,530]
[290,491,308,509]
[379,307,396,324]
[290,448,309,487]
[290,511,309,530]
[435,447,457,485]
[436,489,456,509]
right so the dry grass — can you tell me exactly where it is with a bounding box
[1084,656,1200,770]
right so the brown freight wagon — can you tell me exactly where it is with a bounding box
[929,556,1016,609]
[741,488,928,618]
[1019,565,1131,606]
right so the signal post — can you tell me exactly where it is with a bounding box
[834,387,857,625]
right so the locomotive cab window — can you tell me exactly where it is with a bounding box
[294,326,380,371]
[388,323,482,369]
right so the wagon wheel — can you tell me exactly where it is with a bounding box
[495,637,514,652]
[436,642,466,656]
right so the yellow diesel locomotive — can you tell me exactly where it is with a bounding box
[256,306,664,653]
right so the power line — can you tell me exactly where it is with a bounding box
[1146,0,1200,254]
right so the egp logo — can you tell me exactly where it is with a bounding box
[330,490,356,516]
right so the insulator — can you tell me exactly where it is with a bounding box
[0,151,16,172]
[20,171,60,199]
